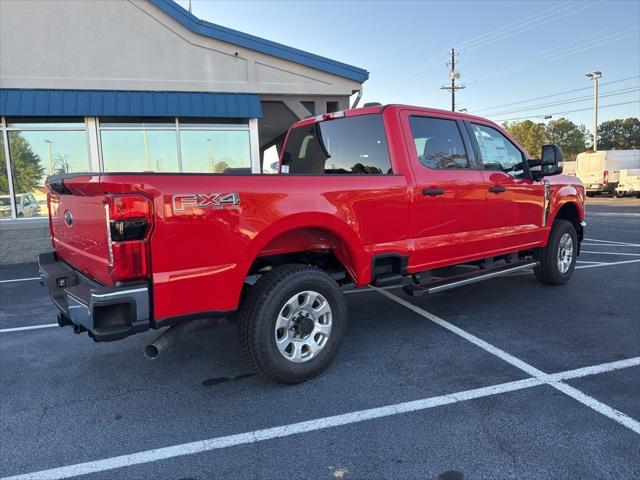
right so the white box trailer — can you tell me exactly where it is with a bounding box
[615,169,640,197]
[576,150,640,196]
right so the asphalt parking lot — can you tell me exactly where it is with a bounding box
[1,198,639,480]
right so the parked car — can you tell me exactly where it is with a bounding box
[615,168,640,198]
[0,193,40,218]
[576,150,640,196]
[0,196,12,218]
[39,104,585,383]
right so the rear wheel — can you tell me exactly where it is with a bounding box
[238,264,347,384]
[534,219,578,285]
[615,191,626,198]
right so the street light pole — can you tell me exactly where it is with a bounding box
[207,138,213,172]
[44,139,52,175]
[585,70,602,151]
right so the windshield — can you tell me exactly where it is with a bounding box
[281,114,392,175]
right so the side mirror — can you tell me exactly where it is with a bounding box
[540,144,563,177]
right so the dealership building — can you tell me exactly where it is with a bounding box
[0,0,368,264]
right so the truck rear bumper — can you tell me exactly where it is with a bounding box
[38,252,150,342]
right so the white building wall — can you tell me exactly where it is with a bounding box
[0,0,361,97]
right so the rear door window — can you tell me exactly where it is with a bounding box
[409,116,469,169]
[281,114,392,174]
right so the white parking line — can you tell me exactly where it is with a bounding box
[375,288,640,435]
[587,212,640,217]
[581,250,640,256]
[0,277,40,284]
[585,238,640,247]
[582,243,639,248]
[576,259,640,269]
[0,324,58,334]
[2,357,637,480]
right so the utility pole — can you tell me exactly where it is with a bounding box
[585,70,602,151]
[440,48,465,112]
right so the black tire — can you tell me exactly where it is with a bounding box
[238,264,347,384]
[534,219,578,285]
[614,191,625,198]
[586,192,596,198]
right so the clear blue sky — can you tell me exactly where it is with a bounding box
[177,0,639,130]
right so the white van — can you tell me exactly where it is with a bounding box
[615,169,640,198]
[576,150,640,196]
[561,161,576,176]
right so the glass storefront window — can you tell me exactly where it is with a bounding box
[1,115,256,219]
[7,129,89,217]
[180,130,251,173]
[101,130,179,172]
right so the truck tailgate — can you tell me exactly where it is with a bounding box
[48,175,113,285]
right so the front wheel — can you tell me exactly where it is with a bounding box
[534,219,578,285]
[238,264,347,384]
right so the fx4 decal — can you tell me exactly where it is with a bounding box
[172,193,240,211]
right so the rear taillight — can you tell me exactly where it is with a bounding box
[106,194,153,282]
[603,170,609,184]
[47,192,55,248]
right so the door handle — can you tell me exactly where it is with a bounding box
[489,186,507,193]
[423,188,444,196]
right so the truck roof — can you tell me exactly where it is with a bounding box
[291,104,499,129]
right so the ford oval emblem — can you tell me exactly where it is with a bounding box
[63,210,74,227]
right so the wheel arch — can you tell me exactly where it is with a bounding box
[549,201,584,243]
[242,213,369,285]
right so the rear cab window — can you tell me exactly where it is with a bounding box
[281,114,392,174]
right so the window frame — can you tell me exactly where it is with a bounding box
[464,121,532,179]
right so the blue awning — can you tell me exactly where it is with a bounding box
[0,89,262,118]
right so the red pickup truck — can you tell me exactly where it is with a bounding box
[40,104,585,383]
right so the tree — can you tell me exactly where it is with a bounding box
[0,133,45,194]
[53,154,71,175]
[544,118,588,161]
[213,161,229,173]
[597,118,640,150]
[504,120,546,157]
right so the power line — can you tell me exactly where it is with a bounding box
[472,75,640,113]
[458,1,601,54]
[465,25,639,83]
[411,2,590,78]
[454,2,581,51]
[483,87,640,116]
[493,100,640,123]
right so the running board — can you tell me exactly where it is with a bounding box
[403,261,538,297]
